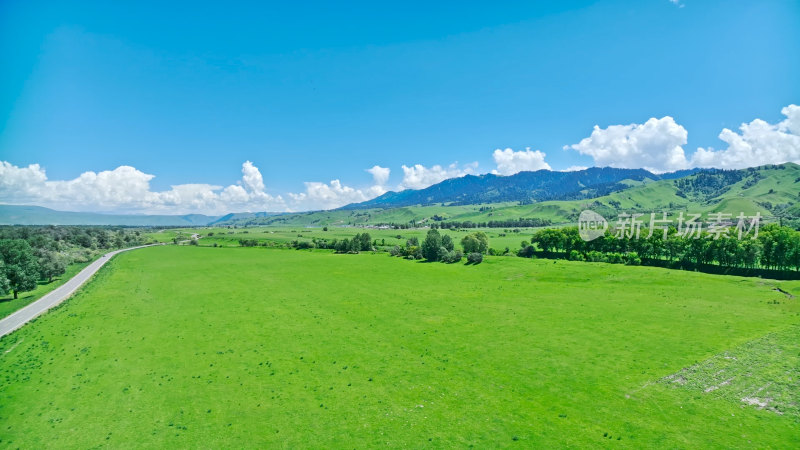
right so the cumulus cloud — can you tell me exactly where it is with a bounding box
[366,165,390,187]
[491,148,551,175]
[399,162,478,190]
[285,165,392,210]
[0,160,286,215]
[690,104,800,169]
[288,180,373,210]
[565,116,690,173]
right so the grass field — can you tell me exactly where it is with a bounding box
[1,246,798,447]
[0,260,91,319]
[148,226,538,254]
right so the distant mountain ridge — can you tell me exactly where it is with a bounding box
[0,205,276,226]
[342,167,699,210]
[219,163,799,228]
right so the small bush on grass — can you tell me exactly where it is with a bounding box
[467,252,483,264]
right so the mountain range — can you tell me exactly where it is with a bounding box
[343,167,698,209]
[1,164,798,227]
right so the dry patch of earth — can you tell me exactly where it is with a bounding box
[660,324,800,418]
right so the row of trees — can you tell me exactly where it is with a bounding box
[519,223,800,272]
[288,233,375,253]
[0,226,148,299]
[366,216,552,230]
[430,218,552,229]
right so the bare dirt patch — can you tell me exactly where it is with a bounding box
[658,324,800,418]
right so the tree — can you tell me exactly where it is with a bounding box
[0,261,10,296]
[356,232,372,251]
[531,229,564,253]
[36,249,67,282]
[421,229,443,261]
[0,239,40,299]
[335,238,351,253]
[441,234,454,252]
[461,232,489,254]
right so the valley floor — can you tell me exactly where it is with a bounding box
[0,246,798,447]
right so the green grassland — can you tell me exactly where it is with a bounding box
[148,226,535,254]
[1,246,798,447]
[0,260,91,319]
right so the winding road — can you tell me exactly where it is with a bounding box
[0,244,161,338]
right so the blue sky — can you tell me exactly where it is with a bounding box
[1,0,799,213]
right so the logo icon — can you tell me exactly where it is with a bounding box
[579,210,608,242]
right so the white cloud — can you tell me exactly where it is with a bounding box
[669,0,685,7]
[0,160,286,215]
[565,116,690,173]
[491,148,551,175]
[399,162,478,190]
[286,165,391,210]
[690,104,800,169]
[366,165,390,186]
[0,160,398,214]
[561,165,588,172]
[241,160,266,193]
[288,180,382,211]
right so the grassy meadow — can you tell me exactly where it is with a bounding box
[1,245,798,447]
[148,226,538,254]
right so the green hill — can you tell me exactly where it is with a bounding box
[224,163,800,228]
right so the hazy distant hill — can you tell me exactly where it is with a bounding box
[342,167,697,209]
[0,205,273,226]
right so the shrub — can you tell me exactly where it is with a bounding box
[467,252,483,264]
[568,250,584,261]
[517,245,535,258]
[435,245,450,262]
[586,251,605,262]
[441,250,463,264]
[624,252,642,265]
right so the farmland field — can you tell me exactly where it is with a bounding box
[1,246,799,447]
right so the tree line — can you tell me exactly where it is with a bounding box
[0,226,148,299]
[518,223,800,273]
[430,218,552,229]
